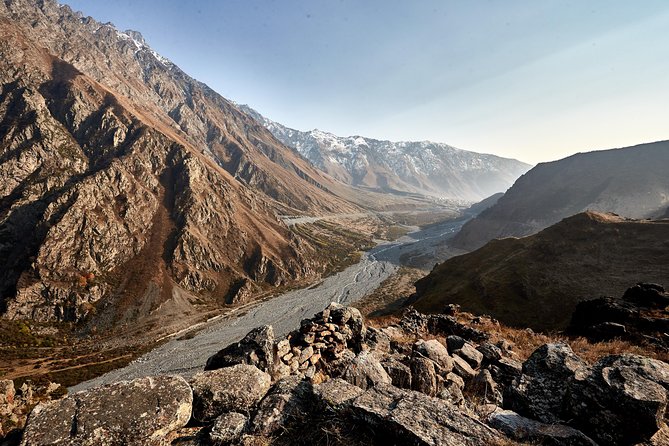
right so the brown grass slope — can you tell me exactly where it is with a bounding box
[452,141,669,251]
[413,212,669,330]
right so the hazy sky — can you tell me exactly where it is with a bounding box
[62,0,669,164]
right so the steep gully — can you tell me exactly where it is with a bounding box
[72,217,466,391]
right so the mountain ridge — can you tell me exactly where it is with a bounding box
[451,140,669,250]
[239,104,531,202]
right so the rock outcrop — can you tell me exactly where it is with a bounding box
[569,283,669,349]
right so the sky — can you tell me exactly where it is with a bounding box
[61,0,669,165]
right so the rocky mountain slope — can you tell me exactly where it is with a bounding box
[0,0,374,328]
[412,212,669,330]
[451,141,669,250]
[240,105,531,202]
[6,304,669,445]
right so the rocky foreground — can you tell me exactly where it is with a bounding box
[3,303,669,445]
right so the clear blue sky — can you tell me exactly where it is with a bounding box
[62,0,669,164]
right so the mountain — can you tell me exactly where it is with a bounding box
[451,141,669,251]
[239,105,531,202]
[0,0,374,329]
[412,212,669,330]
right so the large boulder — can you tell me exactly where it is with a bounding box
[410,357,440,397]
[20,376,192,446]
[381,357,412,389]
[205,325,274,372]
[251,376,311,436]
[488,409,597,446]
[210,412,248,445]
[190,364,271,422]
[565,354,669,445]
[413,339,453,373]
[623,283,669,308]
[506,343,587,424]
[351,384,500,445]
[341,351,392,390]
[312,378,364,408]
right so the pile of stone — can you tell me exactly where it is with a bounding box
[12,303,669,446]
[0,379,62,441]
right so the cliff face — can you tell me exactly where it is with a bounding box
[0,0,363,325]
[451,141,669,251]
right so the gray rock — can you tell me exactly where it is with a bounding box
[506,343,587,424]
[440,373,465,406]
[455,343,483,369]
[313,378,364,408]
[565,354,669,445]
[252,376,311,436]
[351,384,500,445]
[470,369,502,405]
[210,412,248,445]
[191,365,271,422]
[451,354,476,382]
[20,376,192,446]
[413,339,453,373]
[381,357,412,389]
[446,335,466,352]
[205,325,274,373]
[427,314,490,342]
[410,357,440,397]
[488,409,597,446]
[490,357,523,388]
[342,351,391,390]
[476,342,503,366]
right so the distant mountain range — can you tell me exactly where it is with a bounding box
[451,141,669,250]
[413,211,669,330]
[239,106,531,202]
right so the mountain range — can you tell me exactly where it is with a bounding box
[451,141,669,250]
[240,105,531,202]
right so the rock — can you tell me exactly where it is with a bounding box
[205,325,274,373]
[351,384,500,445]
[413,339,453,373]
[210,412,247,445]
[476,342,503,366]
[252,376,311,436]
[455,343,483,369]
[298,346,314,365]
[490,357,523,389]
[470,369,502,405]
[342,351,392,390]
[313,378,364,408]
[381,358,412,389]
[451,354,476,382]
[488,409,598,446]
[446,335,466,352]
[190,365,271,422]
[506,343,587,424]
[623,283,669,308]
[440,373,465,406]
[565,354,669,445]
[20,376,192,446]
[569,297,636,333]
[586,321,627,341]
[364,327,391,354]
[410,357,440,397]
[0,380,15,417]
[427,314,490,343]
[399,307,429,334]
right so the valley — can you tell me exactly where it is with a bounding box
[70,217,467,391]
